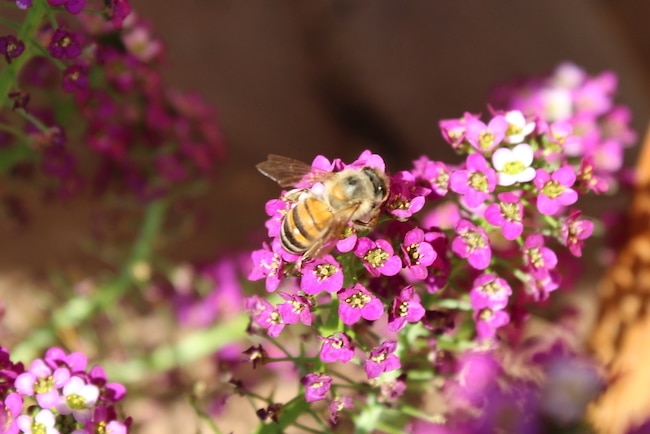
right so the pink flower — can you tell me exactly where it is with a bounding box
[300,255,343,295]
[248,241,284,292]
[354,238,402,277]
[534,167,578,216]
[483,192,524,240]
[337,284,384,325]
[14,359,70,410]
[386,171,429,219]
[449,153,497,209]
[364,341,401,379]
[401,228,437,280]
[474,308,510,340]
[465,115,508,153]
[451,220,491,270]
[469,273,512,311]
[387,286,426,332]
[411,157,450,197]
[560,210,594,257]
[277,293,313,326]
[523,234,558,278]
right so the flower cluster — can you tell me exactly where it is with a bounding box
[243,63,634,431]
[1,346,130,434]
[0,1,224,200]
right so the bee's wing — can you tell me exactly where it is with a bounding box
[256,154,333,188]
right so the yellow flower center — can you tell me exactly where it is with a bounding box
[364,248,388,268]
[345,292,371,309]
[499,202,521,222]
[315,263,337,280]
[469,172,488,192]
[502,160,525,175]
[542,180,565,198]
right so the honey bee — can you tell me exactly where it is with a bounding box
[256,154,390,263]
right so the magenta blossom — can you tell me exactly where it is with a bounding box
[364,341,401,379]
[451,220,492,270]
[337,284,384,325]
[387,286,426,332]
[277,292,313,326]
[300,255,343,295]
[354,237,402,277]
[469,273,512,311]
[48,28,82,59]
[534,167,578,216]
[301,373,332,403]
[319,333,355,364]
[561,210,595,257]
[14,359,70,409]
[523,234,558,279]
[386,171,429,219]
[483,192,524,240]
[248,241,284,292]
[474,308,510,340]
[449,153,497,208]
[329,395,354,425]
[411,157,450,197]
[465,115,508,153]
[401,228,437,280]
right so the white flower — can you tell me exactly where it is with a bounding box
[492,143,536,186]
[17,409,59,434]
[504,110,535,144]
[57,376,100,424]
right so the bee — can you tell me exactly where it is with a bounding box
[256,154,390,263]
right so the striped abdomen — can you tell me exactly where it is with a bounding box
[280,196,333,254]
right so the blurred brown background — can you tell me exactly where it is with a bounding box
[2,0,650,268]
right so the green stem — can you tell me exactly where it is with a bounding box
[12,200,168,362]
[0,1,46,107]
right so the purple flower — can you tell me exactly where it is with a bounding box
[386,171,429,219]
[474,308,510,340]
[48,28,82,60]
[401,228,437,280]
[560,210,594,257]
[337,284,384,325]
[62,64,89,93]
[469,273,512,311]
[300,255,343,294]
[47,0,85,14]
[301,373,332,403]
[534,167,578,216]
[87,366,125,403]
[319,333,355,364]
[0,36,25,64]
[387,286,426,332]
[451,220,491,270]
[483,192,524,240]
[364,341,401,379]
[277,292,313,326]
[523,234,558,278]
[449,153,497,208]
[354,237,402,277]
[465,115,508,153]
